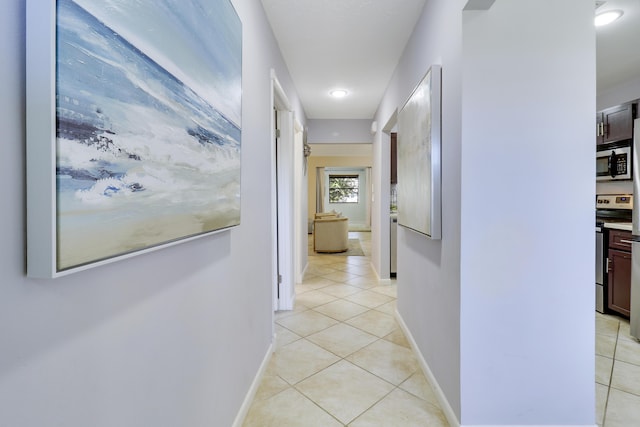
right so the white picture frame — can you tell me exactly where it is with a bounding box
[26,0,242,278]
[397,65,442,239]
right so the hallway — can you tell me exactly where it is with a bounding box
[243,232,450,426]
[240,231,640,426]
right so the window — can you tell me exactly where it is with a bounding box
[329,175,359,203]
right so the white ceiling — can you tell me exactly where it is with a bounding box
[596,0,640,94]
[261,0,427,119]
[261,0,640,121]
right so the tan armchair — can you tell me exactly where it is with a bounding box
[313,215,349,253]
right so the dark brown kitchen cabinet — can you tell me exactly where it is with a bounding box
[390,132,397,184]
[596,103,636,146]
[608,230,632,317]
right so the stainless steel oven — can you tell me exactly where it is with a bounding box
[597,144,631,181]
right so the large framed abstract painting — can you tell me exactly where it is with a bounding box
[397,65,442,239]
[26,0,242,278]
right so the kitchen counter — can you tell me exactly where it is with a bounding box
[604,222,633,232]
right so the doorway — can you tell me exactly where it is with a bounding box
[271,71,305,311]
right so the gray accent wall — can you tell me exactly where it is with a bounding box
[0,1,304,426]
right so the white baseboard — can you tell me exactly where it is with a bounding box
[395,312,597,427]
[298,261,308,284]
[371,262,392,284]
[462,425,596,427]
[394,310,461,427]
[231,341,275,427]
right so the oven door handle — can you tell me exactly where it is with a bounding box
[620,238,640,245]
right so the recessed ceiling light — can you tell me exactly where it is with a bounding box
[330,89,348,98]
[595,9,623,27]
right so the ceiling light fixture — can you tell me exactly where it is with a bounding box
[595,9,623,27]
[330,89,348,98]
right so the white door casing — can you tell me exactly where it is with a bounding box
[271,70,295,311]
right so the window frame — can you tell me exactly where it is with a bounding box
[328,174,360,204]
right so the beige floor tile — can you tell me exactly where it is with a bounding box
[374,300,397,316]
[616,319,634,342]
[604,388,640,427]
[596,314,620,337]
[274,304,309,321]
[370,284,397,298]
[346,309,398,338]
[323,261,351,270]
[347,339,419,385]
[319,284,362,298]
[400,371,440,407]
[350,388,449,427]
[322,270,359,283]
[276,310,339,337]
[596,382,608,427]
[243,232,457,427]
[296,360,394,424]
[596,355,614,386]
[346,276,378,288]
[305,264,340,277]
[312,299,370,322]
[355,272,380,281]
[336,264,375,276]
[243,387,342,427]
[610,359,640,396]
[596,333,617,359]
[328,262,356,271]
[275,324,302,349]
[300,275,339,288]
[253,374,290,401]
[272,339,340,385]
[345,290,394,309]
[307,256,342,266]
[295,290,338,308]
[296,283,331,294]
[302,270,319,280]
[306,323,379,358]
[383,328,411,349]
[614,336,640,367]
[345,256,371,266]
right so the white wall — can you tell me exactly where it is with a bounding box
[307,119,373,143]
[460,1,595,424]
[373,0,464,418]
[0,1,305,426]
[373,0,596,425]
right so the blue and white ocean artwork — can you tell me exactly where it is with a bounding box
[55,0,242,270]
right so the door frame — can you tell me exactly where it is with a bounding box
[270,70,295,311]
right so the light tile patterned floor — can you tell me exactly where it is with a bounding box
[596,312,640,426]
[243,232,640,426]
[243,232,449,426]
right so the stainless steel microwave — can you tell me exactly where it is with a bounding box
[597,144,631,181]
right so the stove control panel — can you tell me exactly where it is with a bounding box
[596,194,633,210]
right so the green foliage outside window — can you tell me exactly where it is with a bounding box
[329,175,359,203]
